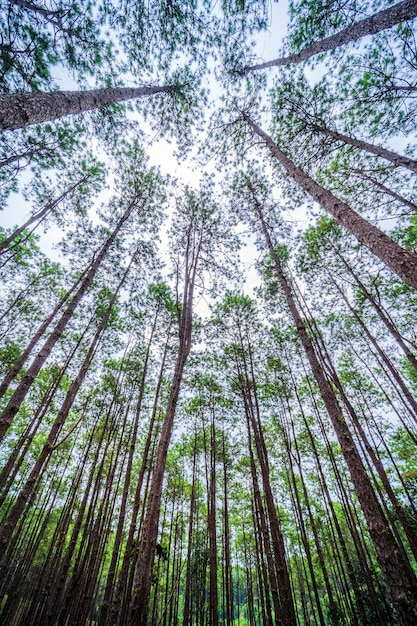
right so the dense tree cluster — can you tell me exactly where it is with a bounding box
[1,1,417,624]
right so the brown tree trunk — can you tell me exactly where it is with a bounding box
[128,230,200,625]
[0,200,135,441]
[0,265,129,554]
[251,189,417,624]
[110,329,171,625]
[331,244,417,370]
[182,434,198,626]
[243,0,417,72]
[98,316,158,626]
[208,409,219,626]
[0,269,86,398]
[243,118,417,289]
[128,344,190,625]
[290,380,372,624]
[0,85,178,131]
[0,329,86,506]
[234,334,296,625]
[286,422,339,625]
[246,427,278,626]
[222,431,234,626]
[330,275,417,420]
[0,171,93,255]
[310,124,417,174]
[285,457,326,626]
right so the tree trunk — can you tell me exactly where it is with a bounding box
[0,269,85,398]
[0,260,131,557]
[243,117,417,290]
[243,0,417,72]
[110,330,170,625]
[208,409,219,626]
[0,171,92,254]
[0,85,178,131]
[310,124,417,175]
[182,434,198,626]
[251,188,417,624]
[0,199,135,441]
[128,230,200,625]
[98,317,157,626]
[331,244,417,370]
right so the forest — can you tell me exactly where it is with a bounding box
[0,0,417,624]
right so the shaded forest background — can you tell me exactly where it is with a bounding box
[1,0,417,624]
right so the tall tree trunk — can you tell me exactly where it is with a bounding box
[110,330,171,625]
[0,259,132,555]
[182,434,198,626]
[329,275,417,420]
[0,84,178,131]
[222,430,234,626]
[0,269,86,398]
[283,434,326,626]
[234,333,297,625]
[0,171,93,255]
[0,200,136,441]
[251,188,417,624]
[330,244,417,370]
[286,422,339,625]
[208,409,219,626]
[290,378,372,624]
[98,318,158,625]
[243,0,417,72]
[243,119,417,289]
[311,124,417,174]
[128,232,200,625]
[0,329,86,506]
[247,428,277,625]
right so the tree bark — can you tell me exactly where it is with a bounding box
[243,115,417,290]
[251,186,417,624]
[311,124,417,175]
[128,226,201,625]
[0,84,178,131]
[243,0,417,72]
[0,200,135,441]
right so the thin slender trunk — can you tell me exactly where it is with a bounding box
[290,380,371,625]
[331,244,417,368]
[0,265,129,554]
[287,423,339,625]
[129,235,199,625]
[234,332,296,625]
[0,171,92,254]
[182,434,198,626]
[208,409,219,626]
[0,269,85,398]
[222,431,233,626]
[309,123,417,175]
[351,168,417,207]
[111,328,171,625]
[330,274,417,420]
[99,322,157,625]
[0,328,86,506]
